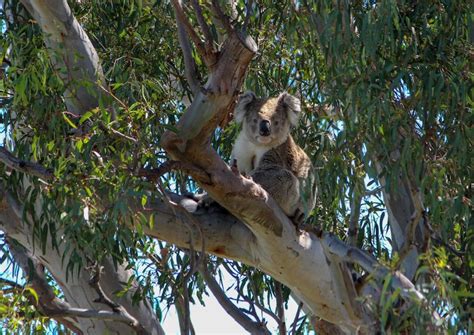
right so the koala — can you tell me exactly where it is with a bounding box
[231,91,316,223]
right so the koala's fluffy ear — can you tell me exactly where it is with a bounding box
[234,91,256,124]
[278,92,301,126]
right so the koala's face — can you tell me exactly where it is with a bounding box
[234,92,301,147]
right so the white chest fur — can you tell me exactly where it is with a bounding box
[231,133,270,175]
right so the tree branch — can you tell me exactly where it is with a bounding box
[210,0,234,35]
[171,0,217,68]
[398,179,425,262]
[176,4,201,94]
[0,186,165,335]
[318,231,426,302]
[0,147,54,181]
[89,265,150,335]
[348,188,362,246]
[191,0,214,52]
[274,281,287,335]
[199,261,270,335]
[19,0,107,116]
[7,240,83,334]
[140,194,257,263]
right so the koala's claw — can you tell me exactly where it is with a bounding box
[290,209,306,227]
[231,159,240,175]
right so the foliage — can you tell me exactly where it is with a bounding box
[0,0,472,333]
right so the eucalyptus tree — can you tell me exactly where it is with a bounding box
[0,0,471,334]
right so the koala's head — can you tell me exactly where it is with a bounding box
[234,91,301,147]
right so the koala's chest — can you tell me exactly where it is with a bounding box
[232,135,271,174]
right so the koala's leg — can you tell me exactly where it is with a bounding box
[250,166,300,217]
[196,193,228,214]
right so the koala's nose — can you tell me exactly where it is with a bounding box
[259,120,271,136]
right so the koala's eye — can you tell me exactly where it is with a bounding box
[274,121,279,126]
[252,118,258,123]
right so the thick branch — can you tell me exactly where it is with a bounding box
[0,147,53,180]
[318,231,425,301]
[140,195,257,263]
[19,0,106,115]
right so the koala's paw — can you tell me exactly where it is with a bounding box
[197,194,215,209]
[197,194,228,214]
[289,209,306,228]
[231,159,240,175]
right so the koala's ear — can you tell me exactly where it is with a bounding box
[234,91,256,124]
[278,92,301,126]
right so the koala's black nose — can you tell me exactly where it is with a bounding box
[259,120,271,136]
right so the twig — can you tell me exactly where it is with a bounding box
[0,147,54,181]
[247,270,281,325]
[147,252,195,335]
[289,302,304,335]
[364,186,382,197]
[137,160,211,184]
[0,277,23,289]
[98,121,138,143]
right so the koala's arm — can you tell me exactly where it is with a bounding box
[251,164,301,218]
[231,133,255,175]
